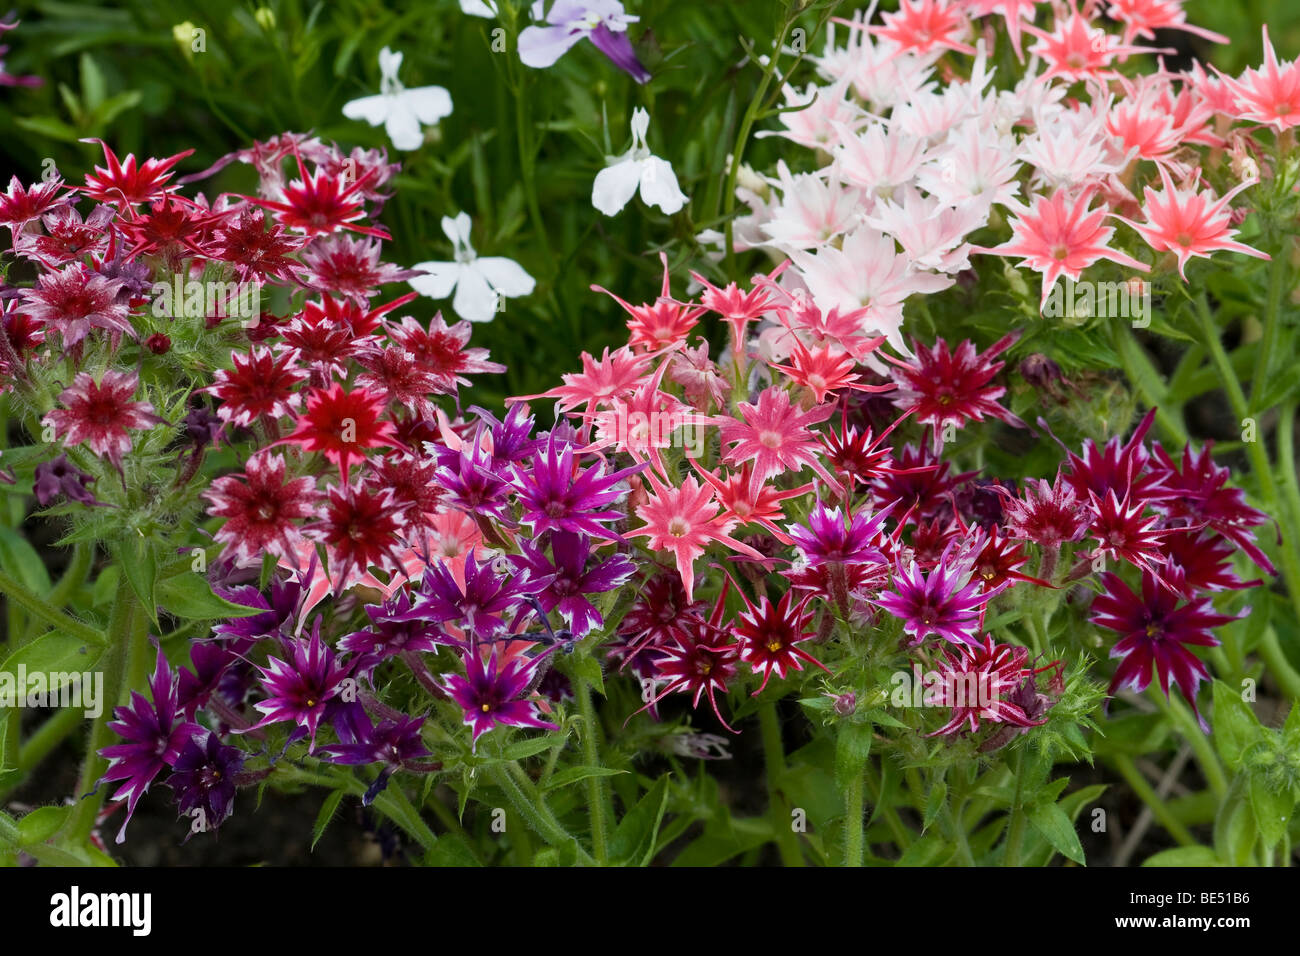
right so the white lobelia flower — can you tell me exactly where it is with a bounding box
[592,108,688,217]
[342,47,453,152]
[409,213,535,323]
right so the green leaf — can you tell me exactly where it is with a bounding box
[17,806,71,847]
[502,736,556,761]
[1283,700,1300,752]
[118,537,158,624]
[79,52,106,111]
[1213,783,1257,866]
[571,653,605,697]
[922,781,947,832]
[610,774,670,866]
[0,526,52,596]
[156,573,264,619]
[311,789,345,851]
[424,837,480,867]
[834,722,872,792]
[1211,680,1262,770]
[0,630,105,699]
[897,832,955,866]
[12,115,82,144]
[1249,772,1293,849]
[1027,802,1086,865]
[542,765,628,792]
[1142,845,1223,867]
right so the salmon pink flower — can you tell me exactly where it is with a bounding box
[1107,0,1228,45]
[630,470,763,601]
[43,370,164,472]
[1217,26,1300,131]
[1113,166,1269,280]
[1024,7,1165,84]
[716,386,841,492]
[977,189,1149,306]
[864,0,976,57]
[593,252,703,351]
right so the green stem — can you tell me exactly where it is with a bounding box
[1259,627,1300,701]
[723,10,794,270]
[843,764,864,867]
[1114,324,1190,445]
[488,763,595,864]
[1108,755,1197,847]
[864,762,913,851]
[1147,685,1227,799]
[758,699,803,865]
[1192,293,1300,627]
[45,543,94,615]
[0,568,106,647]
[63,588,140,846]
[573,672,610,865]
[1252,249,1288,392]
[1003,748,1026,867]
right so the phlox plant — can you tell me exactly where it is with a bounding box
[0,0,1298,869]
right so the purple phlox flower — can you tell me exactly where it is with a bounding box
[442,646,560,750]
[339,588,456,674]
[178,640,239,720]
[243,619,353,752]
[434,438,514,523]
[165,729,244,839]
[320,711,437,804]
[518,0,651,84]
[787,500,893,566]
[97,244,156,303]
[181,405,224,450]
[873,539,1007,647]
[213,572,308,644]
[510,531,634,638]
[512,434,646,538]
[404,549,549,639]
[468,402,544,468]
[1092,570,1241,729]
[99,647,204,844]
[33,453,103,507]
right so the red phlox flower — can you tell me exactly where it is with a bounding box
[42,369,164,472]
[280,382,399,477]
[80,139,194,207]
